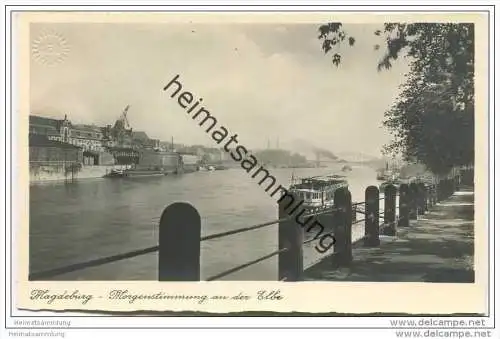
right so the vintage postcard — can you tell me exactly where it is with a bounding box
[14,10,489,314]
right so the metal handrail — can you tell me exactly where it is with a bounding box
[200,217,289,242]
[206,248,289,281]
[29,245,159,280]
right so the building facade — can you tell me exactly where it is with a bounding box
[30,114,105,152]
[29,115,64,142]
[29,134,83,164]
[59,117,104,152]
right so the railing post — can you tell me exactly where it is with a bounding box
[417,182,427,213]
[433,183,438,206]
[278,194,303,281]
[409,182,419,220]
[460,168,474,186]
[158,202,201,281]
[436,180,442,201]
[431,184,437,206]
[448,178,453,197]
[333,188,353,267]
[383,184,397,236]
[452,176,458,194]
[426,185,432,209]
[398,184,410,227]
[364,185,380,247]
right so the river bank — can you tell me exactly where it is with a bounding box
[29,164,130,185]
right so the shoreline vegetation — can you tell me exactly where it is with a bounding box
[163,74,336,253]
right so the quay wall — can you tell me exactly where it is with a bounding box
[29,164,128,184]
[98,151,115,165]
[179,153,200,173]
[136,150,180,171]
[29,146,204,183]
[180,154,200,165]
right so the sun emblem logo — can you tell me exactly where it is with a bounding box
[31,31,70,66]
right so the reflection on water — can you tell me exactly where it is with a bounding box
[29,164,381,280]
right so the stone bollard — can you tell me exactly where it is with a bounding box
[278,193,304,281]
[158,202,201,281]
[417,182,427,213]
[383,184,397,236]
[398,184,410,227]
[364,186,380,247]
[409,182,419,220]
[333,188,353,267]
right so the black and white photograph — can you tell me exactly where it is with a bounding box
[27,19,477,284]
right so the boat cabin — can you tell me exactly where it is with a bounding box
[289,175,348,208]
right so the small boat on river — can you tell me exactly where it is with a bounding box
[341,165,352,172]
[105,169,126,178]
[105,168,170,178]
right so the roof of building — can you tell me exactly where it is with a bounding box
[45,129,61,136]
[72,124,103,133]
[29,115,61,128]
[30,125,59,135]
[29,134,80,149]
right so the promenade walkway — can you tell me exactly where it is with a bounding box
[304,188,475,283]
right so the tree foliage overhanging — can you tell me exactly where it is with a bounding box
[318,23,474,175]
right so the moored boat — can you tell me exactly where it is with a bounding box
[288,174,349,210]
[379,179,401,191]
[105,168,169,178]
[105,169,126,178]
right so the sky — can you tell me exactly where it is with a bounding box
[30,22,411,157]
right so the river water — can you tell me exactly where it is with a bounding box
[29,163,382,280]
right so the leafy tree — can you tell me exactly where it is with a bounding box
[318,23,474,174]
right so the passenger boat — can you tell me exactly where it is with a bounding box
[379,179,401,191]
[288,174,349,210]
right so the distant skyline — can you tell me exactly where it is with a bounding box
[30,22,410,157]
